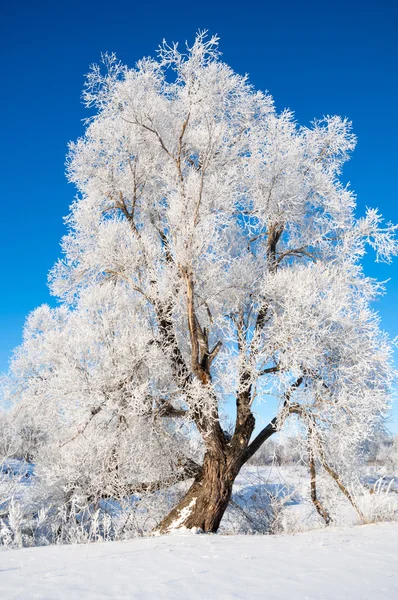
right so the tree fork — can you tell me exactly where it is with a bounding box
[155,411,269,534]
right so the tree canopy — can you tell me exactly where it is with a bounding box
[2,32,397,534]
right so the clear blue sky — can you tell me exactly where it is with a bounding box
[1,0,397,429]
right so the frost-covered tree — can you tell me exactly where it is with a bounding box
[3,32,397,533]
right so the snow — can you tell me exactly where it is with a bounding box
[1,523,397,599]
[164,497,197,533]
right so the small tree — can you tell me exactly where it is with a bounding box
[4,33,397,533]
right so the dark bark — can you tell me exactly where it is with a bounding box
[155,407,261,533]
[155,449,244,533]
[242,418,278,463]
[308,448,332,525]
[154,377,307,533]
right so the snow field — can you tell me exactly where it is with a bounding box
[1,522,397,599]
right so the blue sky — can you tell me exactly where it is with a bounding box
[1,0,397,429]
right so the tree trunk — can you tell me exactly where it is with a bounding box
[154,406,278,534]
[155,450,240,534]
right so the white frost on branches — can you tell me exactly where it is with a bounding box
[1,32,397,540]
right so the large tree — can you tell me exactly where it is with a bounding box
[4,33,397,533]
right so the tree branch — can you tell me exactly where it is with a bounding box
[102,458,202,497]
[276,247,316,265]
[242,376,303,463]
[308,443,332,525]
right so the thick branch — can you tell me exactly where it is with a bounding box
[207,341,222,367]
[155,401,188,418]
[176,112,191,179]
[292,404,365,523]
[182,268,202,378]
[276,247,315,265]
[230,313,256,454]
[242,376,304,463]
[309,445,332,525]
[102,458,202,497]
[155,301,190,385]
[252,222,284,336]
[242,417,278,463]
[258,365,280,376]
[321,457,365,522]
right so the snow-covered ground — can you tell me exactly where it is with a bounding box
[1,522,397,599]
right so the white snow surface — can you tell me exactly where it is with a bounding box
[1,523,397,599]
